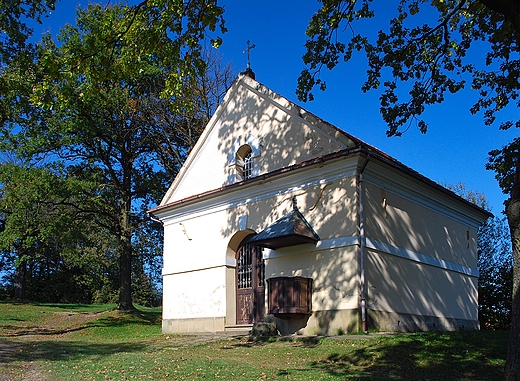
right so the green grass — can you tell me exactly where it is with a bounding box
[0,302,508,380]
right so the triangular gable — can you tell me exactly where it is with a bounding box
[154,74,491,225]
[159,74,358,207]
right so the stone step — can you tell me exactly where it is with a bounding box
[224,324,253,336]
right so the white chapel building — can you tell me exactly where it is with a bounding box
[148,72,490,335]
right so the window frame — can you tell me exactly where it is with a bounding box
[236,144,253,181]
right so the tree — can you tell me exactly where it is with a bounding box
[1,2,230,310]
[299,1,519,379]
[488,139,520,379]
[299,1,518,134]
[0,162,98,300]
[0,1,59,127]
[478,216,513,329]
[0,0,58,64]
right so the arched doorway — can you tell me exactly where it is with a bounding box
[236,241,265,325]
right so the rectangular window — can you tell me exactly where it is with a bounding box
[237,244,252,289]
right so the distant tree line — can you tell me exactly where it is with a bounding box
[478,216,513,330]
[447,182,513,330]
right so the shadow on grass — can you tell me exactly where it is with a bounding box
[21,340,149,363]
[86,309,162,329]
[1,338,147,365]
[226,334,324,350]
[0,306,162,366]
[286,335,322,347]
[0,305,161,338]
[1,324,90,336]
[2,308,160,338]
[310,331,508,381]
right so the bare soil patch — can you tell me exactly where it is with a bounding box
[0,310,110,381]
[3,310,108,338]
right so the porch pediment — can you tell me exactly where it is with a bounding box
[248,198,320,249]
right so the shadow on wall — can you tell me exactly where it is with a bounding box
[365,181,475,268]
[216,80,350,187]
[264,315,311,336]
[215,79,478,335]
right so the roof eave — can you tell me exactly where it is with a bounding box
[148,143,492,221]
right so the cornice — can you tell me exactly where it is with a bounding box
[153,153,360,225]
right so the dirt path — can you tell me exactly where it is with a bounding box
[0,339,50,381]
[0,340,23,363]
[0,310,107,381]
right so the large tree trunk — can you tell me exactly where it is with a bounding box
[14,257,26,301]
[505,160,520,381]
[119,242,134,310]
[118,194,135,311]
[489,3,520,378]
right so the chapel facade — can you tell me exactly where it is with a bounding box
[149,74,490,335]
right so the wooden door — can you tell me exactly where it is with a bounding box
[236,243,265,325]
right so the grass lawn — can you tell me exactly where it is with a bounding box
[0,301,508,380]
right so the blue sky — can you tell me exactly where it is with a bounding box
[37,1,518,215]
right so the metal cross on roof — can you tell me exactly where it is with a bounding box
[243,40,256,69]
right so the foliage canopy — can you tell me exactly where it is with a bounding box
[298,0,519,136]
[0,1,231,309]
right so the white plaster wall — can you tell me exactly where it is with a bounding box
[243,176,358,241]
[366,250,478,321]
[162,267,227,320]
[161,208,235,322]
[360,163,481,323]
[365,181,479,268]
[162,211,233,274]
[164,79,349,204]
